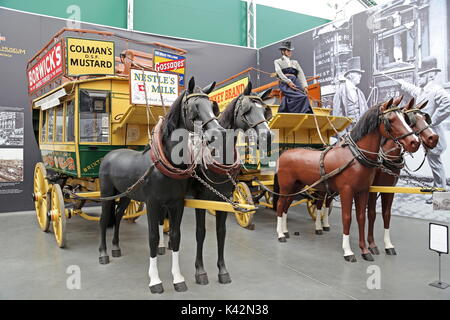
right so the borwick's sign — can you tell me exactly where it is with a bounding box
[27,42,63,93]
[130,69,178,106]
[66,38,115,76]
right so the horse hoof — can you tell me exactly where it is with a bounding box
[174,281,188,292]
[158,247,166,255]
[99,255,110,265]
[195,273,209,285]
[369,247,380,255]
[323,226,330,232]
[344,255,357,263]
[294,232,300,236]
[315,230,323,235]
[149,283,164,294]
[284,232,290,238]
[246,224,255,230]
[362,253,374,261]
[278,237,287,243]
[385,248,397,255]
[111,249,121,258]
[218,273,232,284]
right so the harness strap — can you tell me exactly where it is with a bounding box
[150,117,197,180]
[319,146,333,194]
[345,135,381,168]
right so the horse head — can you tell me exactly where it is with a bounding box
[403,99,439,149]
[379,98,420,153]
[181,77,225,144]
[230,82,274,153]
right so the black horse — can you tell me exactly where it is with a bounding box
[98,77,225,294]
[190,82,274,285]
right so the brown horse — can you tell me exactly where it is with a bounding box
[367,99,439,256]
[275,98,420,262]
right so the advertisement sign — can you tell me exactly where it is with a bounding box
[130,69,178,106]
[153,49,186,85]
[66,38,115,76]
[209,77,249,111]
[27,42,63,93]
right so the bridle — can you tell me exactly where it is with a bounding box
[182,92,219,131]
[234,95,272,129]
[404,108,433,136]
[379,106,416,147]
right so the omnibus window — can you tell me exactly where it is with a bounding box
[47,109,54,142]
[40,110,47,143]
[79,90,110,143]
[55,105,63,142]
[65,100,75,142]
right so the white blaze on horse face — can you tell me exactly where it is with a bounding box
[342,234,354,256]
[171,251,185,284]
[282,212,288,234]
[396,111,418,144]
[149,257,162,287]
[384,229,395,249]
[158,225,165,249]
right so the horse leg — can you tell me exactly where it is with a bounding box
[168,201,188,292]
[195,208,208,285]
[147,200,163,294]
[111,197,131,258]
[98,181,116,265]
[340,188,356,262]
[158,218,166,255]
[355,191,373,261]
[381,193,396,255]
[315,198,324,235]
[276,195,293,242]
[322,195,332,231]
[216,210,231,284]
[367,193,380,255]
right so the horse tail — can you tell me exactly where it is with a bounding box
[272,173,279,212]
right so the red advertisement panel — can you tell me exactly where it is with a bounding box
[27,42,63,93]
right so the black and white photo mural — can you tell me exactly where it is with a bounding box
[259,0,450,221]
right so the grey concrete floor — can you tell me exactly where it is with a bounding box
[0,204,450,300]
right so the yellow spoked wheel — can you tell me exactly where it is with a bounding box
[233,182,255,228]
[123,200,145,222]
[163,218,170,233]
[33,162,50,232]
[50,184,66,248]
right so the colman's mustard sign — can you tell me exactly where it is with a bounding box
[66,38,115,76]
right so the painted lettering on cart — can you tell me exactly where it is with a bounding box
[27,42,63,93]
[82,158,102,173]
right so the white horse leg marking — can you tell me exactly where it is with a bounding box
[342,234,354,256]
[171,251,185,284]
[315,208,323,231]
[282,212,288,234]
[322,207,330,228]
[277,216,285,239]
[158,224,165,249]
[384,228,394,249]
[148,257,162,287]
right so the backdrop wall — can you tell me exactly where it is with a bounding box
[0,7,256,212]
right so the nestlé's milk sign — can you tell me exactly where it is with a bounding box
[27,42,63,94]
[130,69,178,106]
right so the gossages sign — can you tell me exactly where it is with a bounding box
[130,69,178,106]
[27,42,63,93]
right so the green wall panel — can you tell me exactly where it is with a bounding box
[134,0,247,46]
[256,4,330,48]
[0,0,127,28]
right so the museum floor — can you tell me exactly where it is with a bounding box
[1,204,449,300]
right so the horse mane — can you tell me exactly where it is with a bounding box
[350,104,382,142]
[218,95,240,129]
